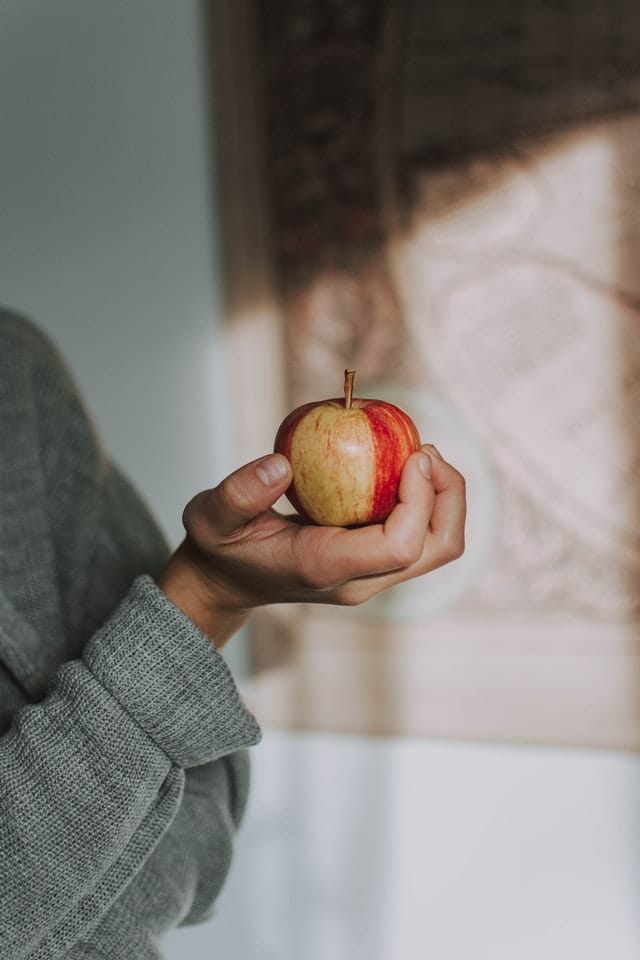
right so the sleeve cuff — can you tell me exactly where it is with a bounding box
[82,575,261,767]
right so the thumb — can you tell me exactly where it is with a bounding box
[210,453,292,535]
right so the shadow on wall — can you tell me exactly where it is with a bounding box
[386,0,640,748]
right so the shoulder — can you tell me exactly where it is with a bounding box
[0,305,61,364]
[0,304,103,486]
[0,305,93,420]
[0,306,79,409]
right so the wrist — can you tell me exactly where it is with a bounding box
[156,540,249,649]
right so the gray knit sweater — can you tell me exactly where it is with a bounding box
[0,310,261,959]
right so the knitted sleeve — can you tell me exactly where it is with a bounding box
[0,312,261,958]
[77,460,257,940]
[0,575,261,960]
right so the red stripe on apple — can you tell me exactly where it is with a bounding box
[366,401,422,524]
[274,370,421,527]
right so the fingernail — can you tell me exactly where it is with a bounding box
[418,452,432,478]
[256,454,289,485]
[426,443,443,459]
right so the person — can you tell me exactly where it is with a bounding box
[0,308,466,960]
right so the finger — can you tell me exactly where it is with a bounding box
[422,442,444,460]
[204,454,293,537]
[306,451,435,584]
[380,450,435,560]
[424,452,466,555]
[332,453,466,603]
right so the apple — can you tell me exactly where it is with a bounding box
[274,369,422,526]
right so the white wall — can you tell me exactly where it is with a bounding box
[165,730,640,960]
[0,0,234,549]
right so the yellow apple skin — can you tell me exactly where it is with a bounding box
[274,396,421,527]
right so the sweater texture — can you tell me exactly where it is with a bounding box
[0,309,261,959]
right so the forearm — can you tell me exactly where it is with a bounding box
[156,540,250,650]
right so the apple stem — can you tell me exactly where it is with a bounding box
[344,369,355,409]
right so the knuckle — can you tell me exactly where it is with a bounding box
[297,557,334,592]
[300,567,326,591]
[453,469,467,496]
[292,541,328,591]
[221,475,253,514]
[333,585,367,607]
[182,493,207,538]
[389,538,423,569]
[440,529,465,564]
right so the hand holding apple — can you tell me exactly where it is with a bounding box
[274,370,422,526]
[159,439,465,646]
[157,376,466,646]
[158,371,466,646]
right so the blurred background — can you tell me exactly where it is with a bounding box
[1,1,640,957]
